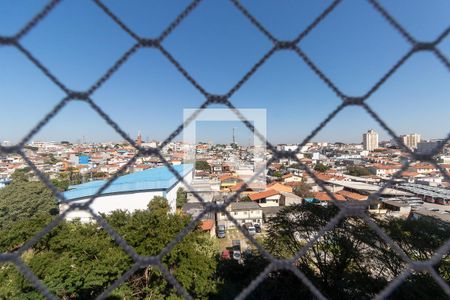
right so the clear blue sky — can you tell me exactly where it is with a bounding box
[1,0,449,145]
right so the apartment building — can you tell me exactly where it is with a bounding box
[362,129,379,151]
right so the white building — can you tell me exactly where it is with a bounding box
[392,134,421,149]
[60,164,193,222]
[216,202,263,229]
[363,129,379,151]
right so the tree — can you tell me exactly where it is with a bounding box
[240,195,252,202]
[263,204,450,299]
[273,171,283,178]
[0,179,58,232]
[10,167,31,183]
[51,179,70,192]
[195,161,211,172]
[106,196,218,299]
[347,166,371,177]
[0,196,218,299]
[176,187,187,209]
[313,163,329,172]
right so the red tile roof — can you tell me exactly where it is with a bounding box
[313,192,346,201]
[249,189,279,201]
[400,171,419,177]
[200,219,214,231]
[336,190,367,201]
[282,173,293,179]
[267,182,293,193]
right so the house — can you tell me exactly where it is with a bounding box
[382,200,412,218]
[279,192,303,206]
[267,182,293,193]
[216,202,263,229]
[182,202,216,237]
[282,173,302,183]
[336,190,368,201]
[219,174,242,191]
[248,189,280,207]
[369,164,402,177]
[411,163,439,174]
[306,192,346,207]
[411,209,450,227]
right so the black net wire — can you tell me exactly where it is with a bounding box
[0,0,450,299]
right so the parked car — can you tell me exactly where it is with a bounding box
[254,223,262,233]
[232,240,241,250]
[217,225,226,238]
[221,250,231,260]
[244,222,256,235]
[232,250,241,261]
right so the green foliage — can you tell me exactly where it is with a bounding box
[106,196,218,299]
[347,166,371,177]
[58,168,82,185]
[240,195,251,202]
[313,163,329,172]
[264,204,450,299]
[24,145,39,152]
[51,179,69,192]
[0,180,58,231]
[176,187,187,209]
[11,168,31,183]
[273,171,282,178]
[43,154,58,165]
[0,196,217,299]
[195,161,211,172]
[92,172,108,179]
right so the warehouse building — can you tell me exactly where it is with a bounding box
[60,164,193,222]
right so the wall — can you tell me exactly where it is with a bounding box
[61,190,165,222]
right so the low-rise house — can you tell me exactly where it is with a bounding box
[282,173,302,183]
[336,190,368,201]
[306,192,346,207]
[216,202,263,229]
[369,164,402,177]
[248,189,280,207]
[382,200,411,218]
[182,202,216,237]
[411,163,439,174]
[411,209,450,227]
[279,192,303,206]
[267,182,293,193]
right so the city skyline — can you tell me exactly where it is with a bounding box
[1,1,449,144]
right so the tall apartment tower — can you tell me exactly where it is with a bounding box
[363,129,379,151]
[400,133,421,149]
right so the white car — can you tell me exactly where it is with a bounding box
[233,250,241,261]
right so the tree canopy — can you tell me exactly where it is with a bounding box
[195,161,211,172]
[347,166,371,177]
[313,163,329,172]
[264,204,450,299]
[0,196,218,299]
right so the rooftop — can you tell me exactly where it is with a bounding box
[63,164,193,202]
[230,201,262,211]
[248,189,279,201]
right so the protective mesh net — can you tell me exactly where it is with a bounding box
[0,0,449,299]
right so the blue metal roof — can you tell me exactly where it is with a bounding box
[63,164,192,202]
